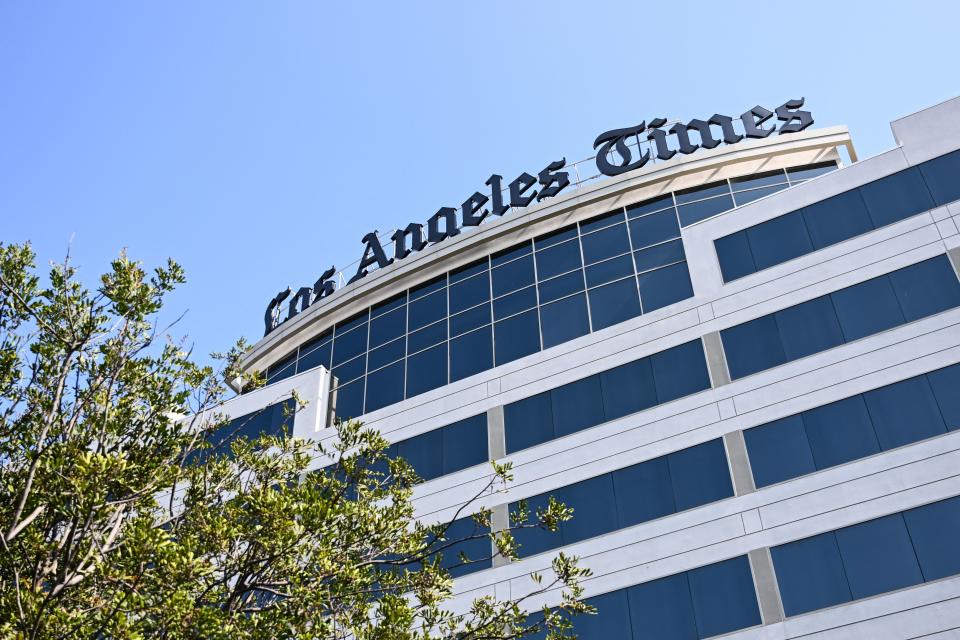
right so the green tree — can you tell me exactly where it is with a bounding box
[0,243,590,639]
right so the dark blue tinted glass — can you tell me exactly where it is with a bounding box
[407,320,446,353]
[928,364,960,430]
[715,230,757,282]
[535,240,582,279]
[537,270,584,304]
[535,224,578,249]
[835,513,923,599]
[267,352,296,384]
[903,496,960,581]
[721,315,787,380]
[297,338,331,372]
[575,590,632,640]
[633,239,685,273]
[559,474,618,545]
[449,326,492,382]
[369,305,406,348]
[585,254,634,287]
[744,415,816,488]
[628,209,680,249]
[600,358,658,420]
[731,169,788,190]
[372,291,406,316]
[772,532,851,616]
[888,255,960,322]
[628,573,698,640]
[580,209,625,234]
[746,211,813,271]
[667,439,733,512]
[774,295,844,360]
[443,414,488,475]
[539,293,590,349]
[677,194,735,226]
[787,162,836,181]
[449,273,490,314]
[802,190,874,250]
[449,303,490,336]
[364,361,404,413]
[551,375,605,438]
[397,428,443,482]
[831,275,905,342]
[333,378,364,421]
[860,166,934,227]
[864,376,946,450]
[335,311,368,335]
[803,396,880,469]
[510,492,557,558]
[581,224,630,265]
[732,183,788,205]
[491,241,531,267]
[687,556,761,638]
[493,285,537,319]
[675,181,730,204]
[408,289,446,331]
[332,355,365,385]
[409,274,446,300]
[588,277,642,330]
[637,262,694,312]
[505,392,554,453]
[491,254,535,297]
[494,309,540,365]
[367,337,405,371]
[405,343,447,397]
[919,149,960,205]
[437,516,491,578]
[450,258,487,283]
[650,339,710,403]
[612,456,676,527]
[626,194,674,218]
[332,324,368,366]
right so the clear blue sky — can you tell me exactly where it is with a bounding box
[2,2,958,366]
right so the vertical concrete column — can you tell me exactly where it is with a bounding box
[701,331,731,388]
[948,246,960,280]
[486,405,511,566]
[748,548,785,625]
[490,503,511,568]
[723,431,756,496]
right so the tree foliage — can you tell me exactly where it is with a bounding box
[0,243,589,639]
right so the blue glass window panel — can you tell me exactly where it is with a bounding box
[637,262,694,313]
[364,361,405,414]
[626,194,674,219]
[667,439,733,512]
[493,285,537,320]
[535,224,578,249]
[267,353,296,385]
[510,492,557,557]
[539,293,590,349]
[559,474,618,545]
[612,456,676,528]
[903,496,960,582]
[332,355,365,385]
[732,183,788,205]
[650,339,711,404]
[443,414,488,475]
[296,338,331,372]
[633,239,685,273]
[677,194,735,226]
[721,314,787,380]
[535,239,583,279]
[835,513,923,600]
[928,364,960,430]
[409,274,446,300]
[408,289,447,331]
[494,309,540,365]
[628,209,680,249]
[864,376,946,450]
[731,169,788,190]
[407,320,446,353]
[579,209,626,234]
[575,589,632,640]
[599,358,658,421]
[405,343,447,397]
[746,211,813,271]
[715,230,757,282]
[801,190,874,250]
[772,532,851,616]
[450,258,487,283]
[491,240,531,268]
[397,428,443,482]
[449,273,490,314]
[888,255,960,322]
[585,254,634,287]
[688,556,761,638]
[774,295,844,360]
[491,254,535,297]
[551,375,605,438]
[450,326,492,382]
[581,223,631,265]
[627,572,698,640]
[333,378,365,421]
[372,292,406,317]
[537,270,584,304]
[450,303,490,337]
[744,415,817,488]
[588,277,642,331]
[918,149,960,206]
[505,392,554,453]
[437,516,491,578]
[367,337,405,371]
[831,275,905,342]
[803,396,880,469]
[675,181,730,204]
[787,162,836,181]
[332,324,368,366]
[860,167,934,228]
[335,311,369,335]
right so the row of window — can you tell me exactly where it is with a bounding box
[512,439,732,558]
[721,254,960,380]
[371,413,488,483]
[716,148,960,282]
[191,398,296,463]
[504,339,711,454]
[745,363,960,488]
